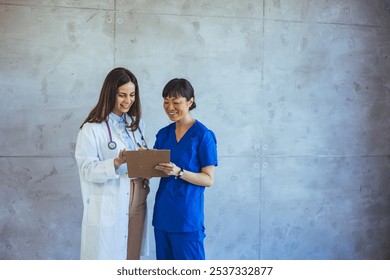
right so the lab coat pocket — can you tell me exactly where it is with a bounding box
[84,194,116,227]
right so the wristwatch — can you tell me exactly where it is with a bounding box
[176,168,184,179]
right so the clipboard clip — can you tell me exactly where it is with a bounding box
[137,143,149,150]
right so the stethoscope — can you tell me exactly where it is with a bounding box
[105,116,148,150]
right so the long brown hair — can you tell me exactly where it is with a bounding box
[80,67,141,131]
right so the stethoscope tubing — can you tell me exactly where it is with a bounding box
[105,120,117,150]
[105,117,148,150]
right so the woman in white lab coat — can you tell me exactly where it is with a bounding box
[75,67,149,259]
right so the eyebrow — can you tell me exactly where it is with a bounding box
[118,91,135,94]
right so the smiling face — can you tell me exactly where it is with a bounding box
[163,95,194,122]
[112,81,136,116]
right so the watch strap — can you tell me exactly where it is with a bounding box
[175,167,184,179]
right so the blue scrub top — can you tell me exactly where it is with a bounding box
[152,120,218,232]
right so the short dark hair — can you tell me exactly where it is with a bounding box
[162,78,196,110]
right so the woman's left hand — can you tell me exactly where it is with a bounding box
[155,162,180,177]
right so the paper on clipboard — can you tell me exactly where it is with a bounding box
[125,149,170,178]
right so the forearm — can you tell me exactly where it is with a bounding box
[155,163,215,187]
[77,157,119,183]
[178,169,214,187]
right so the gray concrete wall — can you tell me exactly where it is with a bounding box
[0,0,389,260]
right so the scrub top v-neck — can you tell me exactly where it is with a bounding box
[152,120,218,232]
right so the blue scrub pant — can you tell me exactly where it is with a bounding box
[154,228,206,260]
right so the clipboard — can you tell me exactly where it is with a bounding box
[125,149,170,178]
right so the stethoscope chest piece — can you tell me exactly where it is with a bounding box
[108,140,117,150]
[105,120,117,150]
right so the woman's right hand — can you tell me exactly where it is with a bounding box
[114,149,126,168]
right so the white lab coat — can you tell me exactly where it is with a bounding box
[75,114,149,260]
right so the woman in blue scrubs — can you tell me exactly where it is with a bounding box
[154,78,218,260]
